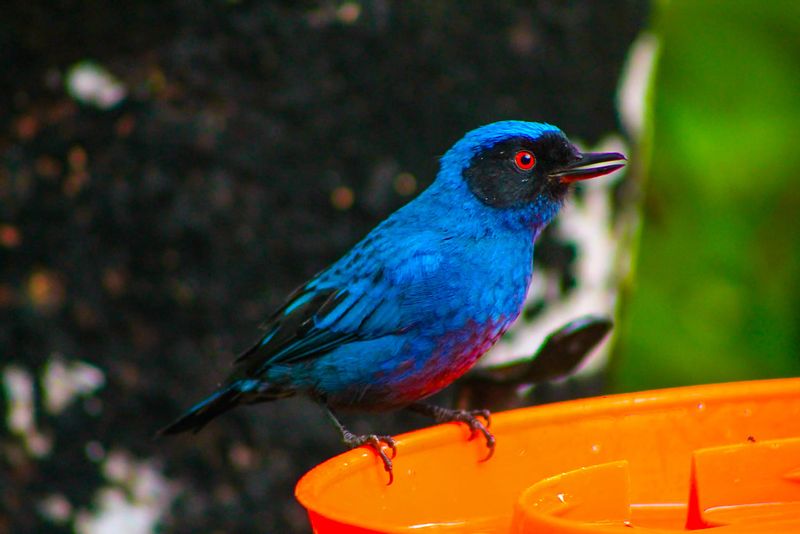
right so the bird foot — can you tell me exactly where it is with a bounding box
[409,404,495,461]
[324,406,398,484]
[342,431,397,484]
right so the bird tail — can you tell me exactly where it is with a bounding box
[158,379,279,436]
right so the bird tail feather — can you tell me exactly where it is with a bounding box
[158,379,261,436]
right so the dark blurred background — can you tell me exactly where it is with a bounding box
[24,0,800,532]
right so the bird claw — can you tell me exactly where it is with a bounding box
[469,409,492,429]
[450,409,495,461]
[411,404,495,460]
[343,433,397,484]
[476,427,496,462]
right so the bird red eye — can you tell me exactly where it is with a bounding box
[514,150,536,171]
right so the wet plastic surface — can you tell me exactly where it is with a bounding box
[296,378,800,532]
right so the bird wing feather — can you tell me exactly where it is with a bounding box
[233,274,398,374]
[232,227,452,376]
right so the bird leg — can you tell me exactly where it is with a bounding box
[323,406,397,484]
[408,403,495,461]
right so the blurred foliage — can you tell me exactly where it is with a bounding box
[614,0,800,390]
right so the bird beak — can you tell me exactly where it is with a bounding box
[550,151,627,183]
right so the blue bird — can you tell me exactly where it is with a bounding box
[161,121,625,481]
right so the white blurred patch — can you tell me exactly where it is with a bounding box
[75,450,179,534]
[618,32,660,138]
[4,358,176,532]
[39,494,73,524]
[3,365,52,457]
[66,61,127,109]
[482,136,629,375]
[42,356,106,415]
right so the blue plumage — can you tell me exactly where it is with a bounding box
[162,121,625,479]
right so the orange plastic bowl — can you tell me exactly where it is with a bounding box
[296,378,800,533]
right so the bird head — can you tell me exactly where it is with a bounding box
[439,121,625,226]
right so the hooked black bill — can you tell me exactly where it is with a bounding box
[550,152,626,183]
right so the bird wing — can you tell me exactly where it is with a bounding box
[232,224,454,377]
[233,275,398,374]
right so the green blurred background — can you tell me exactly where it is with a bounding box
[614,0,800,390]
